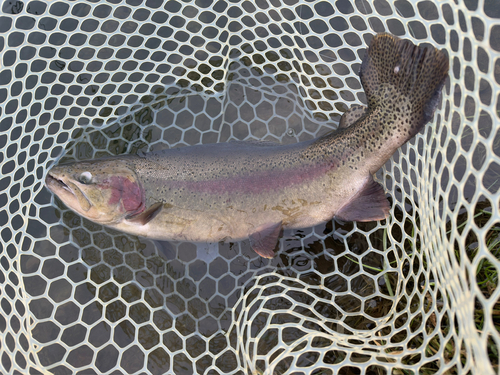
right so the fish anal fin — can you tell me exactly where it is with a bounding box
[127,202,163,225]
[339,105,368,129]
[336,177,390,222]
[248,222,283,258]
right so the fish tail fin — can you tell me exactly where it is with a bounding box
[359,33,449,138]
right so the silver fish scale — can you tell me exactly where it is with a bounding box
[0,1,499,375]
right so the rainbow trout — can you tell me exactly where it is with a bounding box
[45,34,449,258]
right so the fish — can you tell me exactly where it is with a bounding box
[45,33,449,258]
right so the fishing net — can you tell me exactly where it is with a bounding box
[1,0,499,374]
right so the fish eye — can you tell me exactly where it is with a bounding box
[78,171,92,184]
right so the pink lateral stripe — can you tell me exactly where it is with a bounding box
[169,162,334,195]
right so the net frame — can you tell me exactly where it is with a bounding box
[0,0,499,374]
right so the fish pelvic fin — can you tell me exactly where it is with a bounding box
[249,222,283,258]
[360,33,449,138]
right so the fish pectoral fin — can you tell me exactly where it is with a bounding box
[339,105,368,129]
[248,222,283,259]
[126,202,163,225]
[336,177,390,222]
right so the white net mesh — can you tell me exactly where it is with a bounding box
[1,0,499,374]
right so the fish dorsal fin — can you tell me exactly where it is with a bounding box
[338,105,368,129]
[248,222,283,258]
[335,177,390,222]
[127,202,163,225]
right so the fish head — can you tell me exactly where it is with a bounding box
[45,158,145,225]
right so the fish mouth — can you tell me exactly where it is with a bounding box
[46,172,93,212]
[45,173,74,195]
